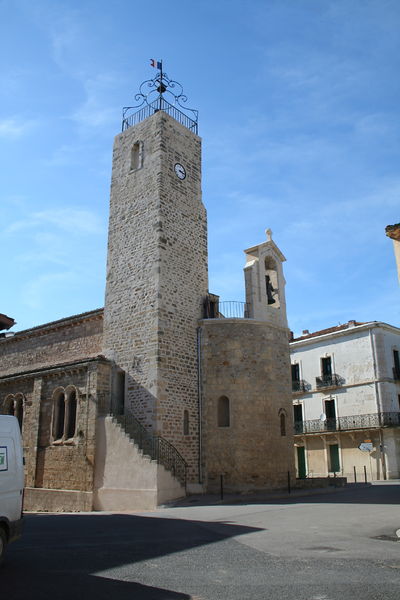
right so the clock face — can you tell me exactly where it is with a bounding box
[174,163,186,180]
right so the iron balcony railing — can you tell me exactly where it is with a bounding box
[316,373,341,389]
[292,380,307,393]
[111,412,187,487]
[294,411,400,435]
[122,97,198,134]
[203,300,250,319]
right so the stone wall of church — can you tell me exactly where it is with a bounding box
[0,357,112,511]
[200,318,295,492]
[0,310,103,378]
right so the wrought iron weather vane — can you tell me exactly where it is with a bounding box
[122,61,199,134]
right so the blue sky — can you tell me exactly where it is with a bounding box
[1,0,399,336]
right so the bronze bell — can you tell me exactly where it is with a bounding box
[156,83,167,94]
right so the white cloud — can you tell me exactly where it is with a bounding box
[50,11,82,72]
[22,271,77,310]
[15,249,67,267]
[71,75,117,128]
[5,208,104,235]
[0,117,37,138]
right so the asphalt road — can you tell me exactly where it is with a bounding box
[1,483,400,600]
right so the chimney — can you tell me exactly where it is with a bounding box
[348,320,356,328]
[302,329,310,335]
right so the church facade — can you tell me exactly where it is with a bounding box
[0,69,295,511]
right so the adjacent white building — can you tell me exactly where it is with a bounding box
[290,320,400,482]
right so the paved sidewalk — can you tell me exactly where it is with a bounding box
[164,481,351,508]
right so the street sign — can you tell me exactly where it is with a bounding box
[358,442,373,452]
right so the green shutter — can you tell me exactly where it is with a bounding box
[297,446,307,479]
[329,444,340,472]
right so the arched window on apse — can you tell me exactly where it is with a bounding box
[217,396,230,428]
[265,256,280,308]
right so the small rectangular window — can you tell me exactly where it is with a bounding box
[218,396,230,427]
[183,410,189,435]
[130,141,143,171]
[393,350,400,377]
[291,364,300,382]
[293,404,303,422]
[321,357,332,376]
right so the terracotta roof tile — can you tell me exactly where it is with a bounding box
[292,321,366,341]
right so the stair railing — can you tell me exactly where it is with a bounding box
[110,412,187,488]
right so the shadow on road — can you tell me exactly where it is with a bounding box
[1,513,263,600]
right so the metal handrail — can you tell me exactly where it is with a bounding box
[316,373,341,388]
[111,412,187,487]
[122,97,197,134]
[203,300,250,319]
[292,380,306,393]
[294,411,400,435]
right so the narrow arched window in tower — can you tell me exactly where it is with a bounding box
[217,396,230,428]
[183,409,189,435]
[66,388,77,439]
[265,256,280,308]
[130,141,144,171]
[280,411,286,436]
[52,391,65,441]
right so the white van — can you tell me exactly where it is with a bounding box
[0,415,24,563]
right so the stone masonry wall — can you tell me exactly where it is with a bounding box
[200,319,295,492]
[103,111,208,482]
[156,114,208,481]
[0,310,103,378]
[0,358,112,509]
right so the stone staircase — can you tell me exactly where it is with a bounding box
[111,412,187,488]
[93,414,186,511]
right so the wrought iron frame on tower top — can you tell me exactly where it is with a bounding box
[122,62,198,134]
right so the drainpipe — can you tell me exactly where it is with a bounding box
[369,327,387,480]
[197,326,203,484]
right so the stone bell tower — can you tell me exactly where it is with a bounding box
[103,65,208,481]
[244,228,288,328]
[200,229,295,493]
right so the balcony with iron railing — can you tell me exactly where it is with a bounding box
[121,67,199,135]
[292,380,307,393]
[294,411,400,435]
[315,373,341,389]
[203,299,251,320]
[122,97,198,134]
